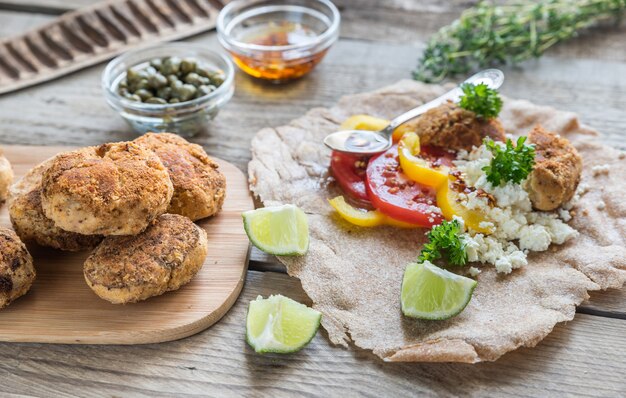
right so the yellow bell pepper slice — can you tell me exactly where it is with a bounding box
[398,133,449,188]
[328,196,385,227]
[340,115,413,143]
[328,196,421,229]
[436,176,494,234]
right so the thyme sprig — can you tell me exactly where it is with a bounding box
[413,0,626,83]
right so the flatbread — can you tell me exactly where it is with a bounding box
[248,80,626,363]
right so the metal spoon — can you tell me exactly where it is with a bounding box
[323,69,505,155]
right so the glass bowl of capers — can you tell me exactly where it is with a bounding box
[102,43,234,137]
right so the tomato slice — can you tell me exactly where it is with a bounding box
[330,151,372,204]
[366,145,443,227]
[419,145,456,168]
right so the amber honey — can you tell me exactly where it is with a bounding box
[229,21,329,82]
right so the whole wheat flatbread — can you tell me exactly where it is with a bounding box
[248,80,626,363]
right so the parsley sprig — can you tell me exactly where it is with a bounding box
[458,83,503,119]
[483,137,536,186]
[418,220,467,266]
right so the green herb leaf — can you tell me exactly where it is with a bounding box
[413,0,626,83]
[418,219,467,266]
[482,136,536,186]
[458,83,503,119]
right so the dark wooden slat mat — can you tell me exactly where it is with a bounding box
[0,0,225,95]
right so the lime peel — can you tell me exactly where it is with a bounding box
[242,204,309,256]
[401,261,477,320]
[246,294,322,354]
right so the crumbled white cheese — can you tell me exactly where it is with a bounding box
[462,233,528,275]
[527,212,579,244]
[592,164,610,176]
[452,144,578,274]
[423,205,442,215]
[558,208,572,222]
[478,221,495,230]
[518,225,551,251]
[597,202,606,211]
[468,266,481,277]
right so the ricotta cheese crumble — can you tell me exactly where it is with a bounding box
[453,143,579,274]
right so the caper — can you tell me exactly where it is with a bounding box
[168,75,182,88]
[180,58,197,75]
[145,97,167,104]
[195,66,211,78]
[169,98,180,104]
[126,68,145,83]
[157,86,172,100]
[149,58,162,69]
[135,89,153,101]
[196,85,213,97]
[118,80,128,89]
[126,93,142,102]
[161,56,181,75]
[177,84,197,101]
[183,72,203,86]
[126,68,139,82]
[130,78,150,92]
[145,66,157,75]
[118,87,129,97]
[148,73,168,89]
[210,74,225,86]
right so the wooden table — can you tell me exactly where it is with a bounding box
[0,1,625,396]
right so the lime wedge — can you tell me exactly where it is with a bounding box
[401,261,477,320]
[242,204,309,256]
[246,295,322,354]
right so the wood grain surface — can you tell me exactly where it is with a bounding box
[0,1,624,396]
[0,270,624,397]
[0,145,253,344]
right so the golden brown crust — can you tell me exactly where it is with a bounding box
[8,155,103,251]
[134,133,226,221]
[41,142,173,235]
[0,153,14,202]
[0,227,35,309]
[84,214,208,304]
[405,102,506,151]
[527,126,583,211]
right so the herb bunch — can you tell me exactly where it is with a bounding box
[483,137,536,186]
[458,83,503,119]
[418,220,467,266]
[413,0,626,83]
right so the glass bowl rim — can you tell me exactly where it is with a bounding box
[216,0,341,53]
[102,43,235,113]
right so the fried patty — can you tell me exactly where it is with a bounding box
[8,155,103,251]
[0,149,14,202]
[405,102,506,151]
[526,126,583,211]
[84,214,208,304]
[0,227,35,309]
[41,142,173,236]
[134,133,226,221]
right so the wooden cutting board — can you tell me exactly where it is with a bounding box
[0,145,253,344]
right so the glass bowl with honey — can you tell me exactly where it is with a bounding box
[217,0,340,83]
